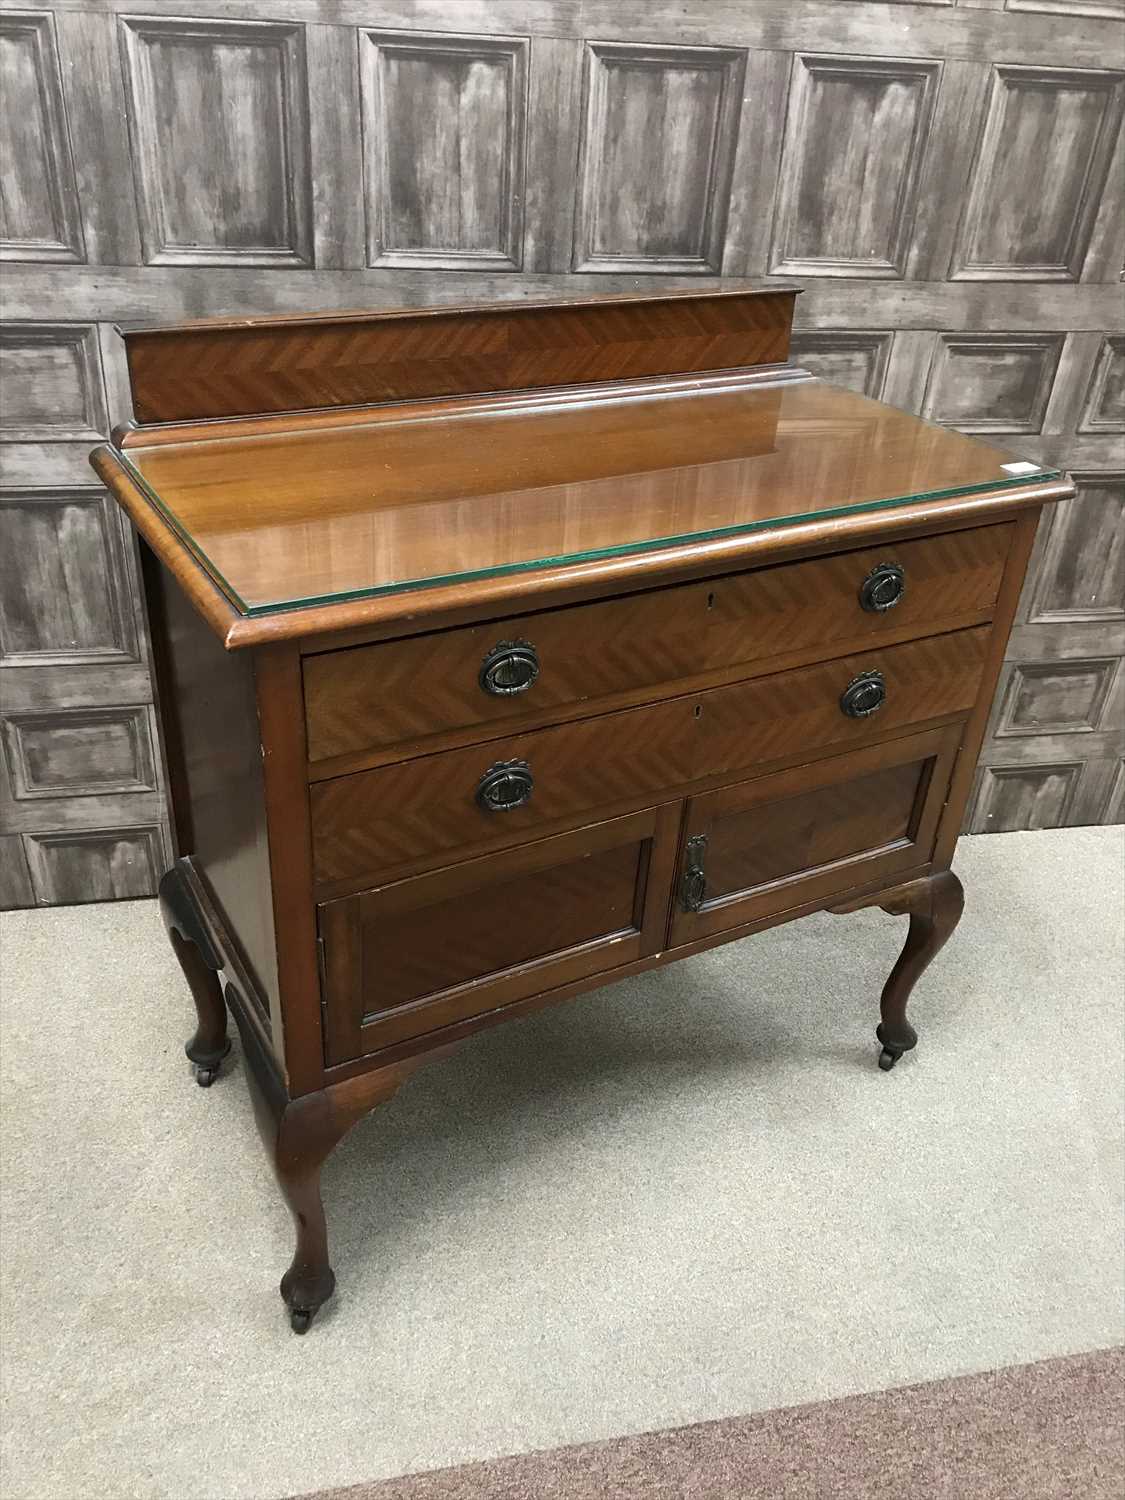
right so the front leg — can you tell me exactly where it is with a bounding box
[232,999,407,1333]
[274,1075,408,1332]
[158,859,230,1087]
[876,869,965,1071]
[273,1093,357,1333]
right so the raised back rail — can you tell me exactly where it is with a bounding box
[119,283,799,426]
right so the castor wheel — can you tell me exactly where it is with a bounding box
[875,1022,913,1073]
[289,1308,313,1334]
[188,1038,230,1088]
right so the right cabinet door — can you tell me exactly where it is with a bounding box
[669,724,961,947]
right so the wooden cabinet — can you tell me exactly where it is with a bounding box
[90,285,1071,1333]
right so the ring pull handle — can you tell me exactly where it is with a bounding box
[859,563,905,614]
[475,758,534,812]
[840,670,887,719]
[479,639,540,697]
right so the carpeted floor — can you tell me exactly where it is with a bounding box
[290,1347,1125,1500]
[0,827,1122,1500]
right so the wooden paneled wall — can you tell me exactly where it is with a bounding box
[1,0,1122,907]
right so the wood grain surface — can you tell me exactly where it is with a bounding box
[303,522,1012,768]
[318,804,681,1062]
[121,283,797,423]
[309,626,989,889]
[668,725,960,946]
[117,376,1052,616]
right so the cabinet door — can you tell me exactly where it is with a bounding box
[669,726,960,947]
[319,803,680,1063]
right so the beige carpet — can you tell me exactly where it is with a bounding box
[289,1347,1125,1500]
[0,827,1122,1500]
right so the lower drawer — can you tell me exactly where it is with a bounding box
[318,803,680,1063]
[309,625,989,888]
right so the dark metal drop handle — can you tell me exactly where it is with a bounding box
[479,639,540,697]
[680,834,708,913]
[476,759,534,812]
[840,670,887,719]
[859,562,906,613]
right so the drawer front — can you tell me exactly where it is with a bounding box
[312,695,697,885]
[695,625,989,782]
[318,804,680,1062]
[304,523,1011,766]
[310,625,989,888]
[669,726,962,947]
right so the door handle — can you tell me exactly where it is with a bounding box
[680,834,708,912]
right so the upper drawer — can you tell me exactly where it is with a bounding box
[303,523,1012,768]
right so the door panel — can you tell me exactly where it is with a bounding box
[319,802,680,1062]
[669,725,961,947]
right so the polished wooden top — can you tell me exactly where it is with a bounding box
[110,374,1059,617]
[92,287,1070,649]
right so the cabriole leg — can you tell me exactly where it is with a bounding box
[271,1079,404,1333]
[232,996,406,1335]
[158,860,230,1087]
[274,1099,345,1334]
[876,869,965,1071]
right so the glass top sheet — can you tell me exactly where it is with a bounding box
[121,378,1058,616]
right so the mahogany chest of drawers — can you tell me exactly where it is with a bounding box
[93,283,1071,1332]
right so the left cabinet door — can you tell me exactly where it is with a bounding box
[318,803,681,1064]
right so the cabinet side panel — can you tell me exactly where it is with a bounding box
[933,506,1043,866]
[142,543,280,1039]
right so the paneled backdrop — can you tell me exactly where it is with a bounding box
[1,0,1122,908]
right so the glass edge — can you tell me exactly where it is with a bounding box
[228,469,1062,617]
[119,452,254,614]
